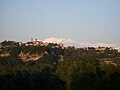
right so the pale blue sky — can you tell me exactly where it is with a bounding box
[0,0,120,45]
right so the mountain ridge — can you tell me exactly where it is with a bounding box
[43,37,117,48]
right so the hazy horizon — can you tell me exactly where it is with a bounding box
[0,0,120,46]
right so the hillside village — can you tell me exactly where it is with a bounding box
[0,39,120,66]
[0,39,120,90]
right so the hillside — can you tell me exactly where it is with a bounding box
[0,40,120,90]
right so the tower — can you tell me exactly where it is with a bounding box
[35,38,37,42]
[31,38,33,42]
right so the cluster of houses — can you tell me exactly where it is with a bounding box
[79,46,115,52]
[18,38,47,46]
[18,38,64,49]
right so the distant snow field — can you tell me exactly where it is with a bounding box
[43,37,117,48]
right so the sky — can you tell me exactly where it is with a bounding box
[0,0,120,45]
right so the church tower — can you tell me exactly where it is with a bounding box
[31,38,33,42]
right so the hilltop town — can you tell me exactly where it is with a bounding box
[0,38,120,65]
[0,39,120,90]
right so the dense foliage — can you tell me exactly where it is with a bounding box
[0,41,120,90]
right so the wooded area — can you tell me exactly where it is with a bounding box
[0,41,120,90]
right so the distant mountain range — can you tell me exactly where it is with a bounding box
[43,37,117,48]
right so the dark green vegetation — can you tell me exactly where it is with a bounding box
[0,41,120,90]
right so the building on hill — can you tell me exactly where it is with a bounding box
[59,43,64,49]
[33,40,44,46]
[118,49,120,52]
[22,38,44,46]
[44,42,49,46]
[25,41,36,46]
[96,46,107,51]
[115,48,120,52]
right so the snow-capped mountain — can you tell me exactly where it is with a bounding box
[43,37,116,48]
